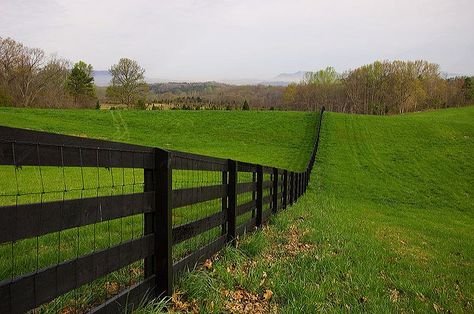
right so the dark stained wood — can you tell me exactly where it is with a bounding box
[144,169,155,281]
[262,194,272,205]
[236,200,257,217]
[154,148,173,297]
[0,192,154,244]
[272,168,278,214]
[262,181,273,189]
[227,160,237,245]
[0,235,153,314]
[237,161,257,173]
[172,211,227,244]
[256,165,263,227]
[221,171,228,235]
[0,107,326,312]
[171,151,228,171]
[237,181,257,194]
[172,184,227,208]
[0,127,154,168]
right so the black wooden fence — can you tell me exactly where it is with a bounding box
[0,107,324,313]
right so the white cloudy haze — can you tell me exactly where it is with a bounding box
[1,0,473,81]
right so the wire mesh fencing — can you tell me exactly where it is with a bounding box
[0,106,325,313]
[0,129,156,313]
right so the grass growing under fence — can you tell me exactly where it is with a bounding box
[0,109,317,312]
[162,106,474,313]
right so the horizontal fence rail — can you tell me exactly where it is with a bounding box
[0,106,325,313]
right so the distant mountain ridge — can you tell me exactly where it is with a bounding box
[273,71,307,83]
[94,69,471,87]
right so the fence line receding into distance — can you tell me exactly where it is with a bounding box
[0,107,324,313]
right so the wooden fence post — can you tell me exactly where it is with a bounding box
[221,171,228,235]
[252,171,256,218]
[154,148,172,296]
[295,173,299,201]
[227,160,237,246]
[304,171,307,192]
[143,169,154,281]
[289,172,294,205]
[306,171,308,191]
[256,165,263,227]
[272,168,278,213]
[300,173,303,196]
[304,172,306,193]
[283,170,288,209]
[299,173,302,197]
[302,172,305,193]
[295,173,298,199]
[301,173,303,195]
[293,172,297,203]
[299,173,302,196]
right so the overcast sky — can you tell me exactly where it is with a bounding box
[1,0,473,81]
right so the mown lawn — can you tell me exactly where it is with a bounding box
[164,106,474,313]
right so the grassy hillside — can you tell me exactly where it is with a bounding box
[0,108,317,171]
[0,106,472,312]
[0,107,317,312]
[168,107,474,313]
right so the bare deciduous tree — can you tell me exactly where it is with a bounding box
[0,37,75,108]
[107,58,148,107]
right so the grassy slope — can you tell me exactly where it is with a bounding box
[0,108,316,171]
[0,107,472,312]
[0,108,316,312]
[172,107,474,313]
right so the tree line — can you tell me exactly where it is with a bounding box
[2,37,473,113]
[283,61,474,114]
[0,37,148,108]
[146,82,285,110]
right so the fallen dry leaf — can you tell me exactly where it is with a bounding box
[105,281,120,295]
[282,225,314,256]
[433,302,443,313]
[390,289,400,303]
[60,307,75,314]
[203,258,213,270]
[172,291,199,313]
[416,292,427,303]
[223,287,277,314]
[263,289,273,300]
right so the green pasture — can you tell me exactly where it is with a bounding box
[0,108,316,312]
[167,106,474,313]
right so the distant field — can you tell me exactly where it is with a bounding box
[172,106,474,313]
[0,108,317,171]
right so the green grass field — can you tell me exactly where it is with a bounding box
[0,106,472,313]
[0,108,317,171]
[165,107,474,313]
[0,108,316,312]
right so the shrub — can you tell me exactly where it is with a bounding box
[242,100,250,110]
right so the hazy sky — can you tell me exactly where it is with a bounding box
[1,0,473,81]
